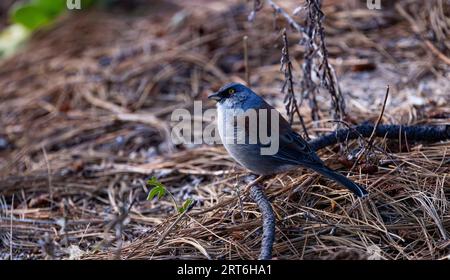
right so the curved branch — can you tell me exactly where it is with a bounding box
[250,184,275,260]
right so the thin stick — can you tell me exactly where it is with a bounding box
[367,85,390,151]
[244,175,265,193]
[10,194,14,260]
[155,211,188,247]
[235,181,246,221]
[42,147,53,204]
[350,86,390,172]
[266,0,307,36]
[281,28,309,139]
[243,35,250,86]
[155,201,195,247]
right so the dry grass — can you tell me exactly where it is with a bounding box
[0,0,449,260]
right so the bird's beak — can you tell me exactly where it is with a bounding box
[208,92,222,101]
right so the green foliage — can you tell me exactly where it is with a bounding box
[34,0,67,17]
[11,0,64,30]
[10,0,96,31]
[12,5,51,30]
[178,198,194,214]
[1,0,100,59]
[146,177,195,214]
[146,177,167,201]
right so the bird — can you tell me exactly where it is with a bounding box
[208,82,368,198]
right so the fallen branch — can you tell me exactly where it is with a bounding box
[308,123,450,151]
[249,184,275,260]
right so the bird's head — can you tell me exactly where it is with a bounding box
[208,82,252,104]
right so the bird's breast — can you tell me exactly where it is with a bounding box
[216,106,296,175]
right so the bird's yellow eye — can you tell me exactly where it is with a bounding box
[228,88,235,94]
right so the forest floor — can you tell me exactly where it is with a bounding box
[0,0,449,259]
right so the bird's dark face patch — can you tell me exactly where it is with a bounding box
[208,83,246,102]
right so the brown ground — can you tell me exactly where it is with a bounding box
[0,0,449,259]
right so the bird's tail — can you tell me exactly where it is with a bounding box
[307,164,368,198]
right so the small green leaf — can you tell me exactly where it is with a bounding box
[147,186,166,201]
[178,198,194,213]
[146,177,166,201]
[10,0,97,32]
[81,0,97,8]
[32,0,66,18]
[147,176,165,189]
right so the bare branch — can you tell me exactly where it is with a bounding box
[249,184,275,260]
[308,123,450,151]
[281,28,309,139]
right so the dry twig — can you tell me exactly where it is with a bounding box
[249,185,275,260]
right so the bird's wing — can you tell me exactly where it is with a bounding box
[276,120,324,166]
[257,99,324,166]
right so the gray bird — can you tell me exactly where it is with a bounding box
[208,82,368,198]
